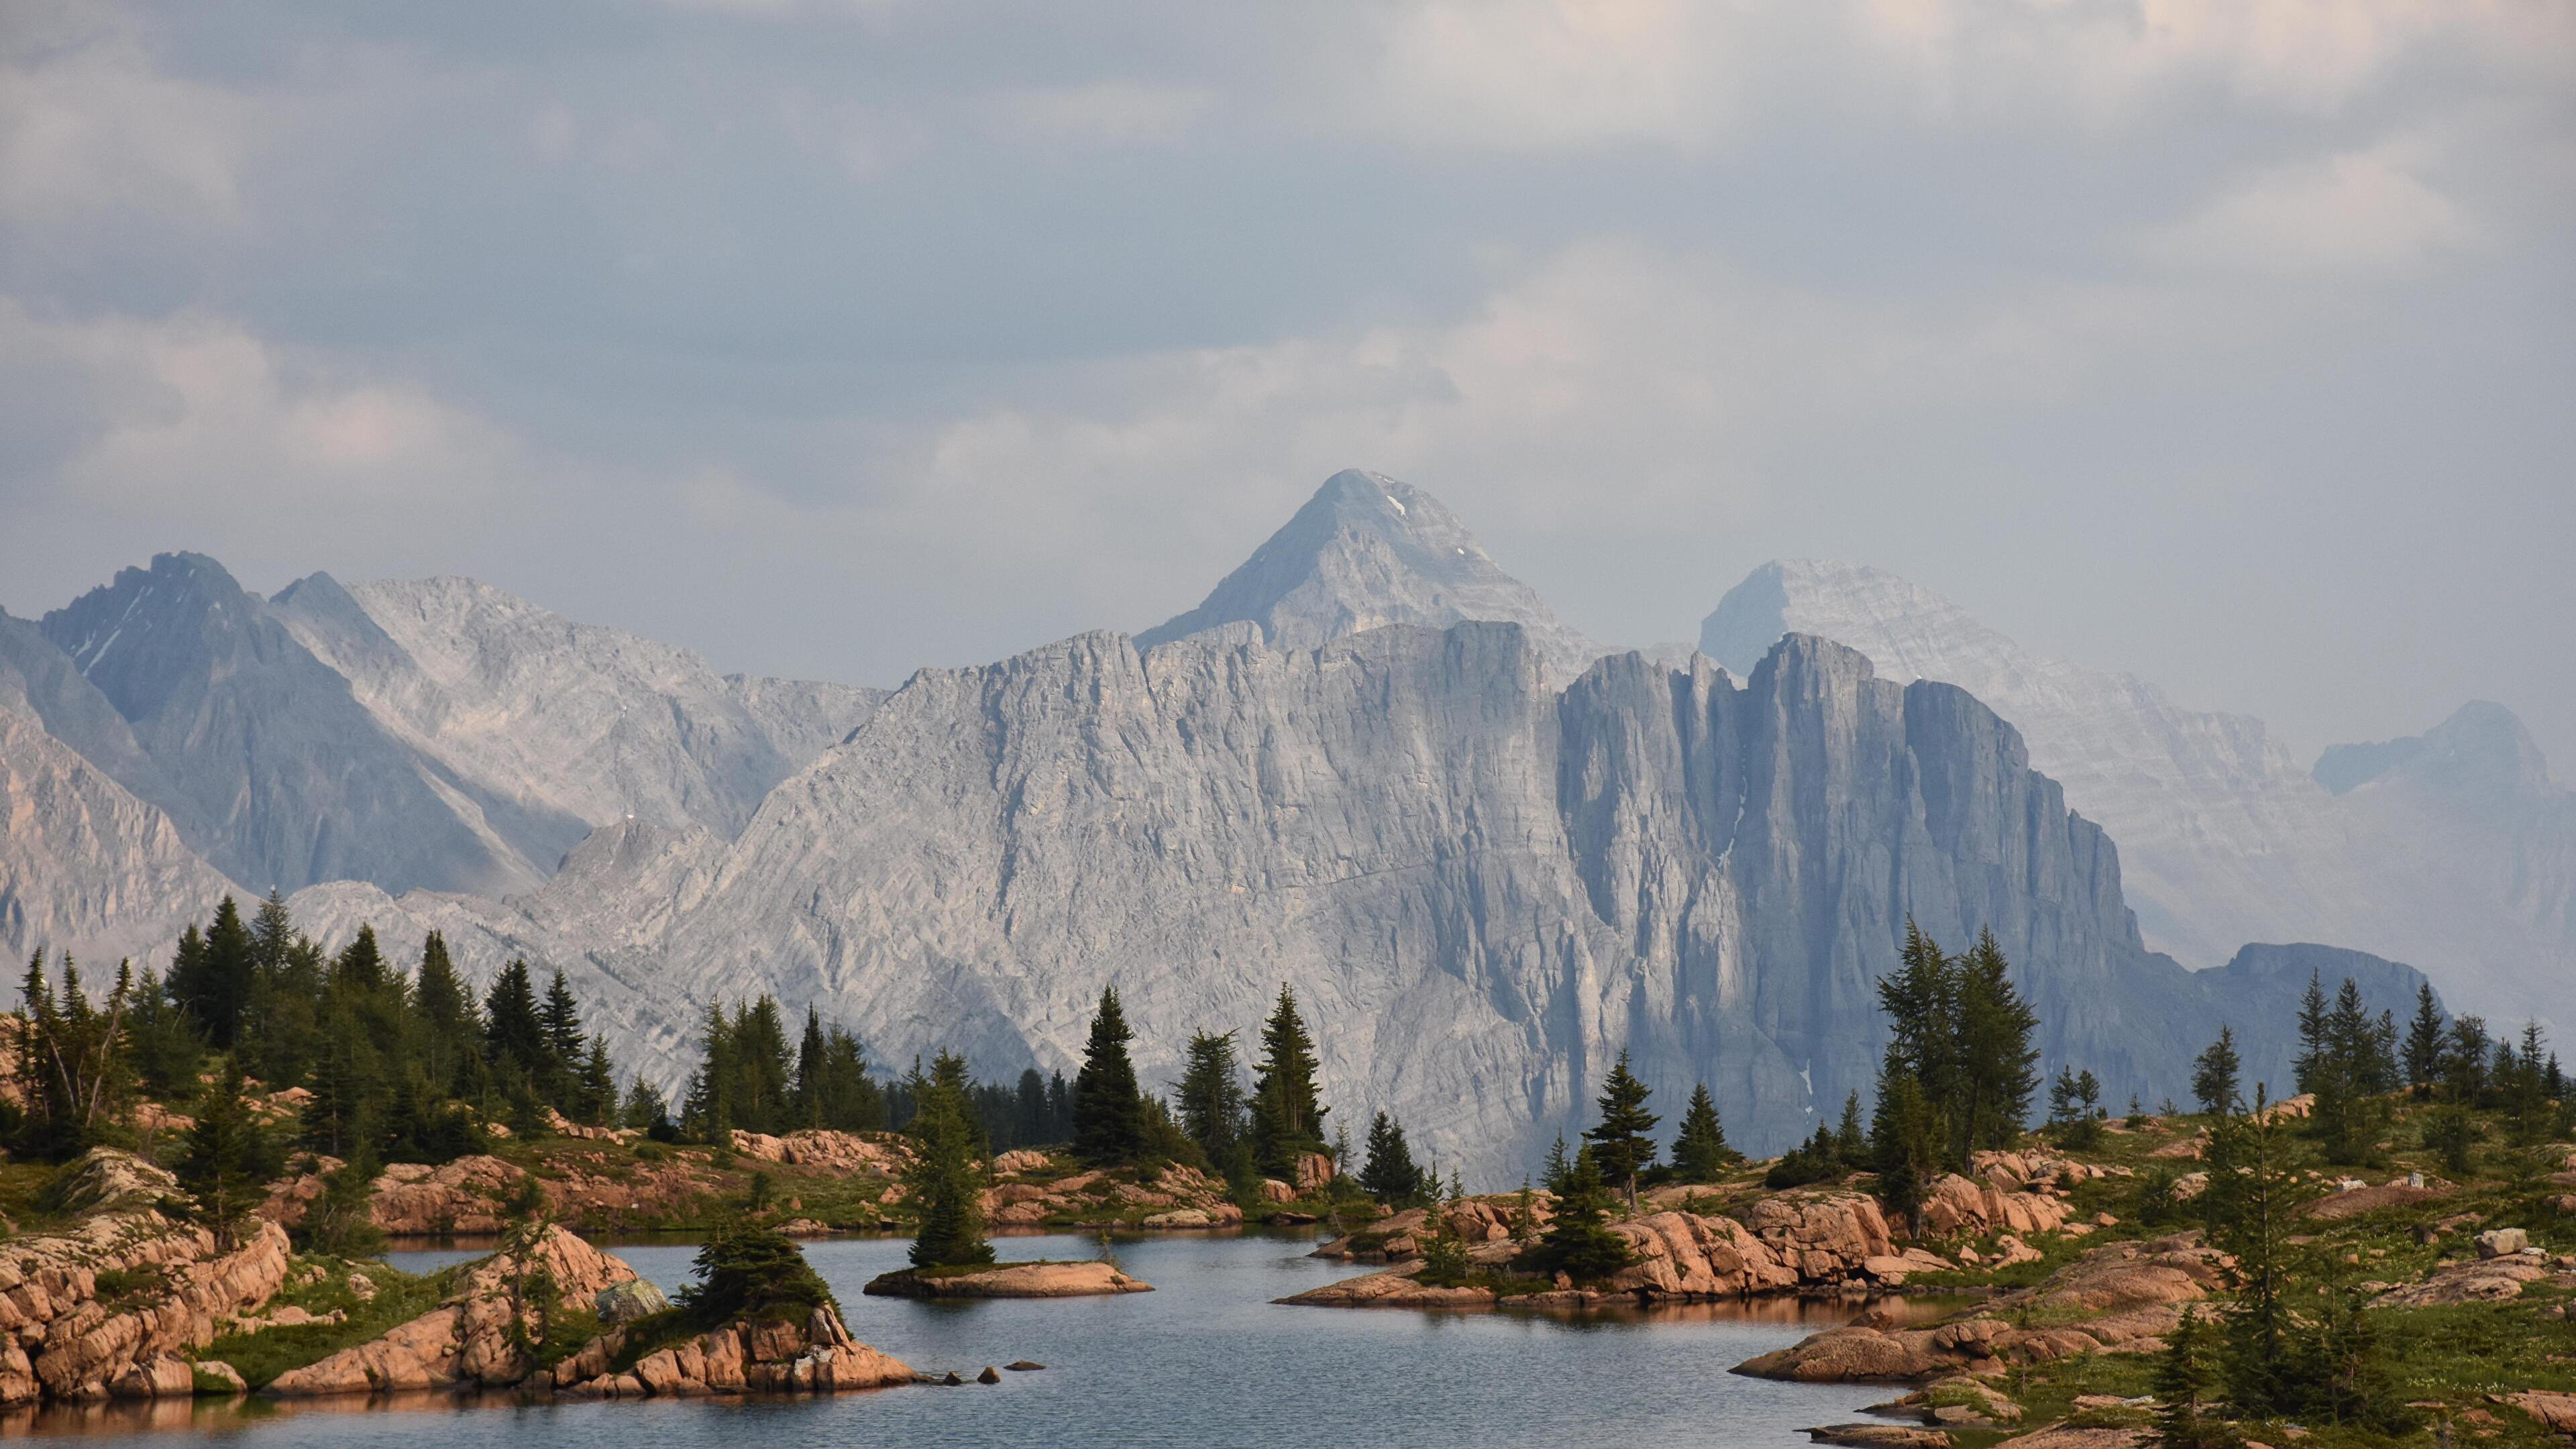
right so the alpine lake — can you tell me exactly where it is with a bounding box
[14,1227,1937,1448]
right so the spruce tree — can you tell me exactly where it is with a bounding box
[793,1007,830,1128]
[1072,986,1146,1167]
[2401,983,2445,1095]
[1870,1059,1939,1228]
[173,897,258,1048]
[1249,985,1328,1177]
[1669,1083,1737,1183]
[1583,1049,1660,1209]
[2191,1025,2242,1116]
[413,932,478,1094]
[1540,1133,1574,1195]
[2292,969,2330,1095]
[1357,1110,1426,1205]
[483,959,549,1085]
[539,970,586,1098]
[179,1059,264,1250]
[1173,1030,1248,1167]
[905,1083,994,1271]
[1833,1089,1867,1161]
[2153,1305,2222,1447]
[1525,1148,1629,1282]
[1951,930,2039,1165]
[2204,1086,2312,1415]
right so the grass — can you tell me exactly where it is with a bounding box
[193,1256,451,1389]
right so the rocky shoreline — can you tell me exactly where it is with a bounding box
[862,1261,1151,1299]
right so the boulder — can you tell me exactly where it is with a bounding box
[1277,1271,1499,1309]
[992,1149,1052,1176]
[2476,1228,2530,1258]
[107,1355,197,1399]
[2505,1390,2576,1434]
[1259,1179,1296,1203]
[192,1360,247,1395]
[1804,1424,1950,1448]
[2373,1255,2551,1307]
[368,1157,528,1236]
[595,1278,674,1326]
[1293,1153,1336,1191]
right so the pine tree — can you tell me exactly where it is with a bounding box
[2204,1086,2312,1416]
[1951,930,2039,1165]
[1173,1030,1248,1167]
[577,1039,618,1125]
[1669,1083,1738,1183]
[681,1001,736,1142]
[1249,985,1328,1177]
[2400,983,2444,1095]
[792,1007,830,1128]
[2292,969,2330,1095]
[2153,1305,2222,1447]
[1071,986,1146,1167]
[1834,1090,1867,1161]
[1357,1110,1426,1205]
[1540,1133,1574,1195]
[172,897,258,1048]
[539,970,586,1099]
[1525,1148,1629,1282]
[1584,1049,1660,1209]
[412,932,478,1094]
[483,959,549,1084]
[2192,1025,2242,1116]
[904,1084,994,1271]
[178,1059,264,1250]
[1870,1059,1940,1229]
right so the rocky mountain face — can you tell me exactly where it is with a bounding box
[1703,559,2571,1032]
[38,553,531,898]
[1138,469,1606,684]
[297,623,2427,1175]
[5,555,882,978]
[270,572,883,874]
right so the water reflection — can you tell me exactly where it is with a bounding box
[23,1230,1947,1448]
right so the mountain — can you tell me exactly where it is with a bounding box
[294,622,2427,1176]
[38,553,533,898]
[1703,559,2570,1030]
[271,572,884,873]
[0,694,238,971]
[1138,469,1605,683]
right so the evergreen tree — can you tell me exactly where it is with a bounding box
[1249,985,1328,1177]
[1524,1148,1629,1282]
[2204,1087,2312,1416]
[1668,1083,1738,1183]
[1014,1068,1047,1145]
[1833,1089,1868,1161]
[2292,969,2331,1095]
[1357,1110,1427,1205]
[1583,1049,1660,1208]
[1540,1133,1574,1196]
[576,1040,618,1125]
[1072,986,1147,1167]
[170,897,257,1047]
[2191,1025,2242,1116]
[1046,1071,1072,1140]
[178,1059,264,1250]
[681,1001,737,1142]
[539,969,586,1099]
[1173,1030,1248,1167]
[1951,930,2039,1164]
[904,1076,994,1271]
[793,1008,830,1127]
[2400,983,2445,1095]
[483,959,549,1084]
[2153,1305,2222,1447]
[1870,1059,1941,1229]
[413,932,478,1094]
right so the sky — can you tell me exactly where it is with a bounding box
[2,0,2571,765]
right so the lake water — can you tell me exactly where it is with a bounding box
[21,1230,1907,1447]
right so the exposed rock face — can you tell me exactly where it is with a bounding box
[551,1303,911,1398]
[286,622,2404,1173]
[38,553,531,897]
[271,572,884,872]
[1734,1236,2225,1384]
[265,1226,637,1396]
[2372,1251,2555,1307]
[1138,470,1606,684]
[0,1152,292,1406]
[1703,558,2568,1030]
[0,694,234,969]
[861,1261,1151,1299]
[368,1157,528,1237]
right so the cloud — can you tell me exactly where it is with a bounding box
[2144,142,2483,277]
[0,4,265,226]
[989,83,1216,149]
[0,302,524,528]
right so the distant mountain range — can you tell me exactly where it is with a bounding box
[10,470,2555,1171]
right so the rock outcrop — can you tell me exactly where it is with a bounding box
[861,1261,1151,1299]
[0,1151,292,1406]
[265,1226,637,1396]
[550,1303,911,1398]
[368,1156,528,1236]
[1735,1235,2225,1384]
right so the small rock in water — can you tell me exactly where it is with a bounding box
[1006,1360,1045,1372]
[942,1371,964,1387]
[978,1366,1002,1385]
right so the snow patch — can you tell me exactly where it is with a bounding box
[1383,494,1406,516]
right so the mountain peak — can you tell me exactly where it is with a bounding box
[1701,559,2010,682]
[1136,468,1603,682]
[2315,700,2555,800]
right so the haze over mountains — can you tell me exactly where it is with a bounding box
[7,470,2557,1171]
[1704,559,2575,1034]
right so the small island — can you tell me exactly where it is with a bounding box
[867,987,1157,1299]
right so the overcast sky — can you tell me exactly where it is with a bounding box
[3,0,2570,765]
